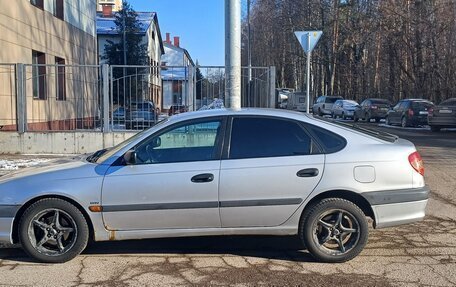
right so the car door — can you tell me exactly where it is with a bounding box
[101,117,225,231]
[219,116,325,227]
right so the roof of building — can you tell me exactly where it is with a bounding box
[96,11,164,54]
[162,42,195,67]
[96,11,156,35]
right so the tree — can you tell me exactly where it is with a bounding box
[103,1,149,105]
[103,1,148,66]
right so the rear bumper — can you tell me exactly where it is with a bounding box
[428,116,456,127]
[362,186,429,229]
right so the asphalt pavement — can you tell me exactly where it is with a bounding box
[0,122,455,286]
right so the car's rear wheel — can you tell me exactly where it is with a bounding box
[300,198,368,263]
[19,198,89,263]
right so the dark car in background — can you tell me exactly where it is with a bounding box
[168,104,188,116]
[331,100,359,120]
[354,98,391,122]
[312,96,344,116]
[428,98,456,132]
[126,101,158,130]
[386,99,434,128]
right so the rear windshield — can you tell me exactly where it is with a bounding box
[325,97,343,103]
[317,117,398,143]
[411,101,433,109]
[440,99,456,106]
[135,103,153,110]
[371,99,390,105]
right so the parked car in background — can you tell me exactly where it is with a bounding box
[428,98,456,132]
[312,96,344,116]
[126,101,158,130]
[354,98,391,122]
[286,92,308,112]
[0,109,429,264]
[331,100,359,120]
[386,99,434,128]
[168,104,188,116]
[112,107,126,124]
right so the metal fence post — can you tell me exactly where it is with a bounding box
[269,66,276,108]
[16,63,26,133]
[102,64,110,132]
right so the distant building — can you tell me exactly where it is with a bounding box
[97,0,122,13]
[161,33,195,112]
[96,9,164,108]
[0,0,98,130]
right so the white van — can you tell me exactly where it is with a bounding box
[287,92,307,112]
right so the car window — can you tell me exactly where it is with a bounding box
[440,99,456,106]
[393,102,401,110]
[133,120,222,164]
[305,124,347,153]
[229,117,312,159]
[371,99,390,105]
[411,101,433,109]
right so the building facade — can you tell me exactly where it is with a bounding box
[161,33,195,112]
[0,0,98,131]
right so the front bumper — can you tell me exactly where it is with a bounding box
[362,186,429,229]
[0,205,21,244]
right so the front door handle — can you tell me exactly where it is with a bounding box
[297,168,319,178]
[191,173,214,183]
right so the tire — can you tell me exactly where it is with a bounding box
[342,113,346,120]
[430,125,441,132]
[375,118,381,123]
[385,116,391,125]
[299,198,368,263]
[354,115,359,122]
[19,198,89,263]
[318,108,323,117]
[365,113,371,122]
[401,117,408,128]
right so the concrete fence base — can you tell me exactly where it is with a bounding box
[0,132,136,154]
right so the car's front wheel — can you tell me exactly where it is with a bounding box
[300,198,368,263]
[19,198,89,263]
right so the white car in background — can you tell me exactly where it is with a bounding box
[313,96,344,116]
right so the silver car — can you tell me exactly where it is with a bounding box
[0,109,429,263]
[331,100,360,120]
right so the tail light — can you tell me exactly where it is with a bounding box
[371,105,378,109]
[408,109,414,116]
[408,151,424,176]
[428,108,434,116]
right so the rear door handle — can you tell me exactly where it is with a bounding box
[297,168,319,178]
[191,173,214,183]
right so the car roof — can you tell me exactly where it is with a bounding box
[167,108,311,123]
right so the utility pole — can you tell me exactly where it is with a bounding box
[122,8,127,104]
[247,0,252,107]
[225,0,241,110]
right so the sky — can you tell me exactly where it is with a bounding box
[129,0,225,66]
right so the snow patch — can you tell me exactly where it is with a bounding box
[0,159,51,171]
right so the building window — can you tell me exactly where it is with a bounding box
[55,57,66,101]
[32,50,47,100]
[30,0,44,9]
[53,0,64,20]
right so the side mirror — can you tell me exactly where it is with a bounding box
[124,149,137,165]
[151,137,161,148]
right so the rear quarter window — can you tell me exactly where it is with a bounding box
[305,124,347,153]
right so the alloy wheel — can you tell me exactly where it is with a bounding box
[27,208,78,257]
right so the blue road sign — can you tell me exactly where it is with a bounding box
[294,31,323,54]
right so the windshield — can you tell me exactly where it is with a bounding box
[135,103,154,110]
[371,99,390,105]
[343,100,358,107]
[440,99,456,106]
[93,119,168,164]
